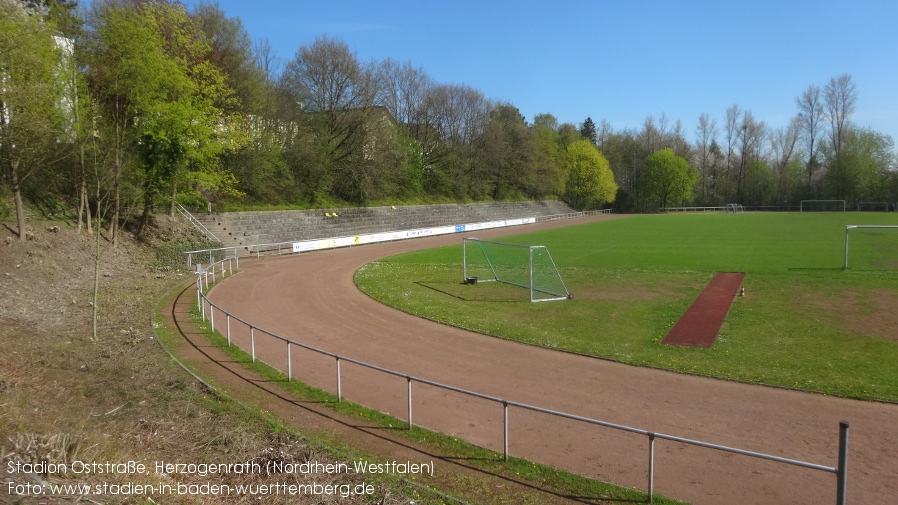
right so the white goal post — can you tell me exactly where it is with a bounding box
[843,225,898,271]
[725,203,744,213]
[463,238,571,302]
[801,200,846,212]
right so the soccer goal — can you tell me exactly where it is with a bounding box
[463,238,571,302]
[725,203,744,213]
[801,200,846,212]
[843,225,898,271]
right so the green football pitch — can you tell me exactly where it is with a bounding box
[355,212,898,402]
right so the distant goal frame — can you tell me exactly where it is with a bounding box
[843,225,898,271]
[462,237,571,302]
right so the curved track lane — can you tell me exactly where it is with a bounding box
[208,215,896,505]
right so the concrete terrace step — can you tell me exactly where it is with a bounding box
[191,201,577,253]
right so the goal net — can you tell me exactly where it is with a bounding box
[843,225,898,271]
[725,203,744,213]
[801,200,846,212]
[463,238,571,302]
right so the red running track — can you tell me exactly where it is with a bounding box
[207,215,897,505]
[661,272,745,348]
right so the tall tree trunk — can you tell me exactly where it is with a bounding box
[169,179,177,217]
[109,118,122,248]
[78,144,87,234]
[82,178,92,234]
[10,158,27,240]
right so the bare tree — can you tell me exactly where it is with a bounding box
[769,116,802,204]
[795,84,825,190]
[639,116,659,154]
[824,73,857,156]
[421,83,489,146]
[254,37,281,81]
[694,113,718,203]
[735,110,767,194]
[375,58,433,127]
[597,119,613,152]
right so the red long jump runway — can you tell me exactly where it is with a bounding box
[207,216,897,505]
[661,272,745,348]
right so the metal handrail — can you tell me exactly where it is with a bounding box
[174,202,218,243]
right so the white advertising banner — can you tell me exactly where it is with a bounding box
[291,217,536,254]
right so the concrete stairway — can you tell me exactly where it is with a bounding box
[192,201,576,254]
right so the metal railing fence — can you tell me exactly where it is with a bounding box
[193,260,848,505]
[185,246,240,268]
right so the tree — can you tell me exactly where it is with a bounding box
[90,1,238,235]
[734,110,767,200]
[641,148,698,209]
[530,117,568,197]
[579,117,597,145]
[824,74,857,156]
[694,113,718,204]
[281,35,381,202]
[475,104,533,199]
[602,129,647,209]
[564,139,617,209]
[375,58,433,127]
[796,84,825,191]
[824,128,895,202]
[769,116,803,204]
[533,112,558,131]
[0,1,67,239]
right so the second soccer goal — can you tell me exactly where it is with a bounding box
[463,238,571,302]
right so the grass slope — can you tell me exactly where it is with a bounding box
[356,213,898,402]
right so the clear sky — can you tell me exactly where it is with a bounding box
[183,0,897,145]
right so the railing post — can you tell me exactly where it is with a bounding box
[648,432,655,504]
[336,357,342,401]
[226,314,231,346]
[250,327,255,362]
[201,296,206,322]
[503,400,509,462]
[837,421,849,505]
[287,342,292,381]
[209,304,214,334]
[407,377,413,429]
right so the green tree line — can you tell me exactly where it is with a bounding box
[2,0,896,243]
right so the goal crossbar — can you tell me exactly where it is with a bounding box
[843,225,898,271]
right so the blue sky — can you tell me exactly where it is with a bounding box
[184,0,897,145]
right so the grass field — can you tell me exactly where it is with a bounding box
[355,212,898,402]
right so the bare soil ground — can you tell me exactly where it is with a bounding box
[205,216,898,505]
[0,217,427,504]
